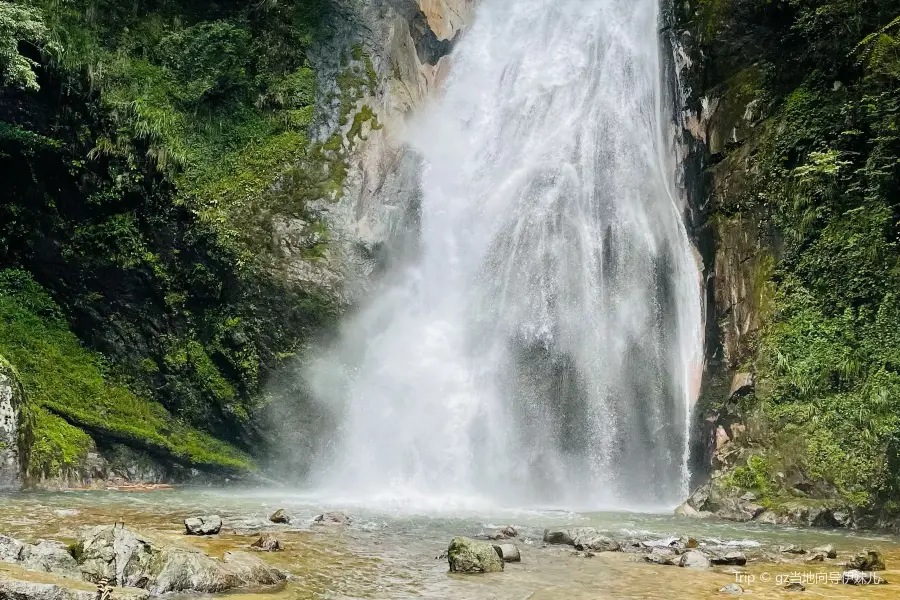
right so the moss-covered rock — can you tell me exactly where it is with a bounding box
[447,537,504,574]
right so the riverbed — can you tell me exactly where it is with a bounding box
[2,489,899,599]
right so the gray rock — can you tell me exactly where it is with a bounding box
[250,533,283,552]
[719,583,744,594]
[148,549,286,594]
[711,551,747,566]
[268,509,291,524]
[492,543,520,563]
[447,537,503,573]
[645,547,678,565]
[20,541,79,577]
[811,544,836,559]
[783,582,805,591]
[778,544,807,555]
[846,550,885,571]
[184,515,223,535]
[487,525,518,540]
[0,534,26,562]
[841,569,887,585]
[679,550,711,568]
[806,551,827,562]
[542,527,620,551]
[0,575,149,600]
[78,525,154,587]
[312,512,351,526]
[674,501,701,518]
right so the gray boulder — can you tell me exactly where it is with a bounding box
[679,550,711,568]
[487,525,518,540]
[148,549,286,594]
[492,543,520,563]
[312,512,351,526]
[0,575,149,600]
[447,537,503,573]
[542,528,620,552]
[778,544,807,555]
[846,550,885,571]
[184,515,223,536]
[268,509,291,524]
[20,541,79,577]
[77,525,154,587]
[645,547,677,566]
[250,533,283,552]
[0,534,26,562]
[710,551,747,566]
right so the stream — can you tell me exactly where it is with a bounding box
[2,489,898,599]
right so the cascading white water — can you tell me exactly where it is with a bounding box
[306,0,703,509]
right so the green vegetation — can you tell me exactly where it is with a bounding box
[0,0,351,480]
[684,0,900,519]
[0,270,254,477]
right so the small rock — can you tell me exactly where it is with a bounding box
[841,569,887,585]
[268,509,291,524]
[674,501,701,518]
[312,512,351,526]
[542,527,619,552]
[645,547,677,566]
[184,515,222,536]
[846,550,885,571]
[806,552,826,562]
[492,543,521,563]
[711,551,747,566]
[778,544,807,555]
[488,525,518,540]
[811,544,837,559]
[447,537,503,573]
[250,533,283,552]
[783,582,805,591]
[683,537,699,549]
[719,583,744,594]
[679,550,711,568]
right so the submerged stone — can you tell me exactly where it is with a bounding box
[268,509,291,524]
[312,512,351,526]
[846,550,885,571]
[447,537,503,573]
[250,533,283,552]
[679,550,711,568]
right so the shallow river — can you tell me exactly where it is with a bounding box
[2,489,899,599]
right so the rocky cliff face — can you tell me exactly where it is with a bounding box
[0,355,25,489]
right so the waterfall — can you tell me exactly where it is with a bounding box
[306,0,703,509]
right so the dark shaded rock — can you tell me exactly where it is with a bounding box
[268,509,291,524]
[184,515,222,536]
[841,569,887,585]
[719,583,744,594]
[492,543,520,563]
[710,551,746,566]
[312,512,351,526]
[447,537,503,573]
[811,544,837,559]
[846,550,885,571]
[250,534,283,552]
[679,550,711,568]
[783,582,805,591]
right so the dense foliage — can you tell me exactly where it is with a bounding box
[687,0,900,519]
[0,0,355,478]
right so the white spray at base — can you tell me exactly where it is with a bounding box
[304,0,703,511]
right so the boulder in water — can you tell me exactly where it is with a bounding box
[268,509,291,524]
[250,534,283,552]
[778,544,807,555]
[492,543,521,563]
[811,544,837,559]
[719,583,744,594]
[846,550,885,571]
[679,550,711,568]
[783,582,806,591]
[447,537,503,573]
[312,512,351,526]
[710,551,747,566]
[542,527,620,552]
[645,547,677,565]
[184,515,222,536]
[488,525,518,540]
